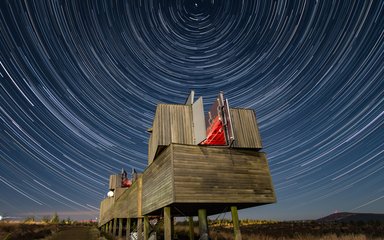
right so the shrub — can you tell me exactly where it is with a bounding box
[50,212,59,224]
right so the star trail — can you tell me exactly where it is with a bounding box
[0,0,383,220]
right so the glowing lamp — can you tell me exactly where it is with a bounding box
[107,190,114,198]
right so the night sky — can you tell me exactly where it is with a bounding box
[1,0,383,221]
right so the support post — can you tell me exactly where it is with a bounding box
[137,218,143,240]
[171,217,176,239]
[118,218,123,239]
[188,216,195,240]
[144,216,150,240]
[164,207,172,240]
[198,209,209,240]
[231,206,242,240]
[113,218,117,236]
[126,218,131,240]
[137,177,143,240]
[109,220,113,234]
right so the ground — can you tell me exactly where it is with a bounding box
[0,222,102,240]
[43,225,101,240]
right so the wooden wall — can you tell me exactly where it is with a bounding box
[100,143,275,223]
[142,144,275,216]
[99,197,114,226]
[98,178,142,226]
[148,105,263,165]
[114,180,140,218]
[109,174,120,190]
[142,145,174,215]
[172,144,275,204]
[230,108,263,149]
[148,104,194,164]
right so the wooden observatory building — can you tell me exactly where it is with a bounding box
[99,91,276,240]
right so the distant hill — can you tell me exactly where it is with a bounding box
[318,212,384,222]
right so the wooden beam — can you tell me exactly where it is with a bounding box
[171,217,175,239]
[109,220,113,234]
[126,218,131,240]
[164,207,172,240]
[188,216,195,240]
[138,177,143,240]
[231,206,242,240]
[138,177,142,217]
[198,209,209,240]
[118,218,123,238]
[137,218,143,240]
[113,218,117,236]
[144,216,150,240]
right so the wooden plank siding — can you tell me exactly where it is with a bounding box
[142,144,275,216]
[108,174,120,190]
[116,178,140,218]
[142,145,174,215]
[148,104,194,164]
[148,105,263,164]
[100,143,275,224]
[172,144,275,204]
[98,178,141,226]
[230,108,263,149]
[99,197,114,226]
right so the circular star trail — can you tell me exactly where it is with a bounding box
[0,0,383,220]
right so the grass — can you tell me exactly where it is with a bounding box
[3,219,383,240]
[207,232,376,240]
[173,219,384,240]
[0,222,98,240]
[0,222,56,240]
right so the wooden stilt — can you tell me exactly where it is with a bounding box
[144,216,149,240]
[198,209,209,240]
[231,206,242,240]
[172,216,177,239]
[137,218,143,240]
[118,218,123,239]
[126,218,131,240]
[113,218,117,236]
[109,220,113,234]
[137,176,143,240]
[188,216,195,240]
[164,207,172,240]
